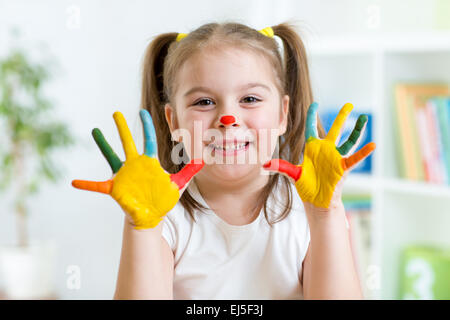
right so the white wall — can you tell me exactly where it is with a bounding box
[0,0,446,299]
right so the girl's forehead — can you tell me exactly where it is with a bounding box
[188,46,267,67]
[178,47,275,85]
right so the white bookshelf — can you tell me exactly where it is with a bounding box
[307,31,450,299]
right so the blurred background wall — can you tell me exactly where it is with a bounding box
[0,0,449,299]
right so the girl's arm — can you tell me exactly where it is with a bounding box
[114,217,174,299]
[71,109,203,300]
[302,201,362,299]
[264,102,375,300]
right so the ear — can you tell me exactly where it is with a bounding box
[164,103,177,133]
[278,95,289,136]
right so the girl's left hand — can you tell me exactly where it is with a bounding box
[263,102,376,210]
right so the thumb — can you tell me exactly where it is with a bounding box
[170,158,204,192]
[263,159,302,182]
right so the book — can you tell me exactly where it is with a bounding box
[393,84,449,181]
[427,98,447,184]
[343,195,373,299]
[414,107,434,181]
[431,97,450,184]
[394,85,422,180]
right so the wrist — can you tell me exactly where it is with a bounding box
[124,216,164,235]
[304,199,346,226]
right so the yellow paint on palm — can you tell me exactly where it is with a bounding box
[72,109,205,230]
[263,102,376,210]
[295,137,344,208]
[111,155,180,229]
[295,103,352,208]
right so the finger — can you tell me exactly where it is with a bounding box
[170,158,205,190]
[341,142,376,171]
[71,179,113,194]
[345,116,368,157]
[336,114,368,156]
[326,102,353,143]
[113,111,139,160]
[263,159,302,182]
[139,109,157,157]
[92,128,123,174]
[305,102,319,141]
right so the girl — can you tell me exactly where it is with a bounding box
[72,21,375,299]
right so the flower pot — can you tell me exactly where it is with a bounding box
[0,241,56,299]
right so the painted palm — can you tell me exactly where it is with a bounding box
[72,109,204,229]
[263,102,376,209]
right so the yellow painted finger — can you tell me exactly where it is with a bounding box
[325,103,354,143]
[113,111,139,160]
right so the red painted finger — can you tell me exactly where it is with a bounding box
[342,142,376,171]
[71,179,113,194]
[170,158,205,190]
[263,159,302,181]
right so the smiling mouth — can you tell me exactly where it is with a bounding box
[206,141,251,155]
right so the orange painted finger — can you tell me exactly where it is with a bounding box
[341,142,376,171]
[71,179,113,194]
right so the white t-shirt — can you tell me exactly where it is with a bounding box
[161,178,311,300]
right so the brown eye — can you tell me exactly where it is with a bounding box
[242,96,261,104]
[193,99,214,106]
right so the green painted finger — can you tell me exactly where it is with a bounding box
[337,114,368,155]
[92,128,123,174]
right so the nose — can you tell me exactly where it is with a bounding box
[219,115,238,128]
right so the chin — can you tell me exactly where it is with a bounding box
[204,162,260,181]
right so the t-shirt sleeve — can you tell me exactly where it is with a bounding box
[298,206,311,264]
[161,202,182,252]
[288,184,311,264]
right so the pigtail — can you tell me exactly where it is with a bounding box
[140,32,178,172]
[140,32,207,221]
[272,23,326,165]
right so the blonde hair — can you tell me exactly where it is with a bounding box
[140,21,325,225]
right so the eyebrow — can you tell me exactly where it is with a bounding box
[183,82,271,97]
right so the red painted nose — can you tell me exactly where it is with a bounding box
[220,115,236,125]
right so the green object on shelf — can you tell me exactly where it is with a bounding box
[342,194,371,210]
[399,246,450,300]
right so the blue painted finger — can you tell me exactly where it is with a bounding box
[139,109,157,157]
[305,102,319,141]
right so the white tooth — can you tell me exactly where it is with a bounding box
[210,142,246,151]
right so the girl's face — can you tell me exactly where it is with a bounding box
[165,47,289,182]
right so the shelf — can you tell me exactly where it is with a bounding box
[307,31,450,300]
[343,174,450,198]
[343,174,377,194]
[306,31,450,55]
[383,178,450,198]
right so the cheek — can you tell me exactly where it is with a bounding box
[248,110,282,159]
[176,111,213,160]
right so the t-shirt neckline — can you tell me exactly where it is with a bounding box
[187,178,264,232]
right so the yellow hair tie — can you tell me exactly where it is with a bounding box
[176,33,188,42]
[175,27,274,42]
[258,27,274,38]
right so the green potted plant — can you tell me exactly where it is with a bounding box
[0,44,75,299]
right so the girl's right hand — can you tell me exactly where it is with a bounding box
[71,109,204,230]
